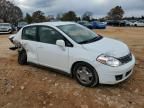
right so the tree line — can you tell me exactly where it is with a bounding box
[24,6,125,23]
[0,0,144,24]
[24,11,93,23]
[0,0,23,23]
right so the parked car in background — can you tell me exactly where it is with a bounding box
[139,20,144,23]
[77,21,93,29]
[0,23,12,34]
[107,20,144,27]
[107,20,118,26]
[91,21,107,29]
[131,20,144,27]
[9,22,135,87]
[107,20,125,26]
[17,21,28,31]
[123,20,133,26]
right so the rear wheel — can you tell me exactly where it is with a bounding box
[73,62,99,87]
[18,50,27,65]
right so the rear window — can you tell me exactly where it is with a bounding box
[22,26,37,41]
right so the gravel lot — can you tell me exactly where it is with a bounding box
[0,27,144,108]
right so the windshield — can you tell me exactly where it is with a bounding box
[57,24,100,44]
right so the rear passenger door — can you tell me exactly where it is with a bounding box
[21,26,39,63]
[37,26,70,72]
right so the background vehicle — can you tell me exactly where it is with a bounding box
[9,22,135,87]
[107,20,125,26]
[0,23,12,34]
[123,20,133,26]
[17,21,28,31]
[77,21,93,29]
[132,20,144,27]
[91,21,106,29]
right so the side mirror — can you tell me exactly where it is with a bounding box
[56,40,65,48]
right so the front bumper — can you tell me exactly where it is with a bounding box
[94,54,135,84]
[0,30,12,34]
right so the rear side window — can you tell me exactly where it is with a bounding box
[38,26,64,44]
[22,26,37,41]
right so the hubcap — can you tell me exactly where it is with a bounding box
[76,66,93,84]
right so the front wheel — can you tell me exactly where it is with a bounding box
[73,63,99,87]
[18,50,27,65]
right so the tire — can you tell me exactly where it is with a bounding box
[73,62,99,87]
[18,50,27,65]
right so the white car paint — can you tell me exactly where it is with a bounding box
[10,22,135,85]
[36,41,69,72]
[0,23,12,33]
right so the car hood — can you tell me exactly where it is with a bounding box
[82,37,130,58]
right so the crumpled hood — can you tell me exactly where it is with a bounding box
[82,37,130,58]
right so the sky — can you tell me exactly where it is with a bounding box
[10,0,144,18]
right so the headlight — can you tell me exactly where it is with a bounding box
[97,54,121,67]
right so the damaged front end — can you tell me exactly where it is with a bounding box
[9,35,21,51]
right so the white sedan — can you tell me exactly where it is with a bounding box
[0,23,12,34]
[131,21,144,27]
[9,22,135,87]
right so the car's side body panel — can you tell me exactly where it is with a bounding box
[132,21,144,27]
[21,40,39,64]
[36,42,69,72]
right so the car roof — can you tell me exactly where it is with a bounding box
[28,21,76,27]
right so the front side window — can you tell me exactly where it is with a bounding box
[22,26,37,41]
[38,26,64,45]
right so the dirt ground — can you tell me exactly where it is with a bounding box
[0,27,144,108]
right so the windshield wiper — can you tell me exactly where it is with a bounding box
[79,35,103,44]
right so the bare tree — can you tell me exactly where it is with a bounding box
[0,0,23,23]
[32,10,46,23]
[82,11,93,21]
[107,6,124,20]
[61,11,77,21]
[24,13,32,24]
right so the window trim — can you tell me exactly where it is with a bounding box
[37,25,73,47]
